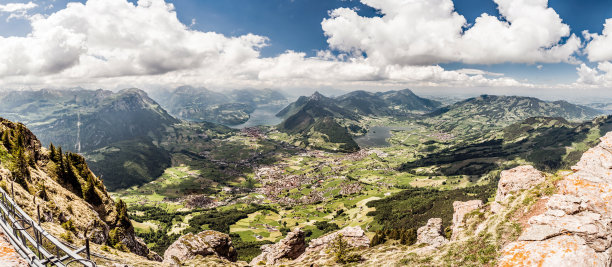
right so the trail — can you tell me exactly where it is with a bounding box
[0,228,27,266]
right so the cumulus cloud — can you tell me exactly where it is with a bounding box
[584,19,612,62]
[322,0,581,65]
[0,2,37,13]
[0,0,533,90]
[575,62,612,87]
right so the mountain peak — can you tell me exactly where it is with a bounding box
[309,91,325,101]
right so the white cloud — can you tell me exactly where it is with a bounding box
[575,62,612,87]
[0,0,267,78]
[0,2,37,13]
[322,0,581,65]
[584,19,612,62]
[0,0,534,90]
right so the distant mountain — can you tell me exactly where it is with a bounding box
[0,88,179,151]
[277,92,359,152]
[155,86,288,125]
[279,89,440,119]
[424,95,603,137]
[277,92,358,121]
[336,89,441,116]
[401,115,612,175]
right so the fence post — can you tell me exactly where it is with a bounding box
[85,238,90,260]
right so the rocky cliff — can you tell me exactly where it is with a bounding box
[499,132,612,266]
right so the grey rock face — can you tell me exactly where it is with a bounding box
[417,218,448,248]
[163,230,237,266]
[250,228,306,266]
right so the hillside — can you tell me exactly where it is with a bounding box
[401,115,612,175]
[0,88,179,152]
[156,86,288,125]
[424,95,603,137]
[336,89,441,116]
[277,92,359,152]
[0,118,161,265]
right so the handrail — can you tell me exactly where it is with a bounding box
[0,184,96,267]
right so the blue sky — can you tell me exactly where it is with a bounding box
[0,0,611,93]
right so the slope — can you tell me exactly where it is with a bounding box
[424,95,603,137]
[0,117,161,264]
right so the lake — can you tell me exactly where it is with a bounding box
[230,105,285,129]
[355,126,414,147]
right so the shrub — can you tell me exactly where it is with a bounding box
[329,234,361,264]
[61,219,75,232]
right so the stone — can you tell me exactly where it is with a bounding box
[163,230,237,266]
[417,218,448,248]
[294,226,369,262]
[499,235,610,267]
[495,165,545,204]
[250,228,306,266]
[499,132,612,265]
[451,200,483,240]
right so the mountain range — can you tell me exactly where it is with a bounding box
[153,86,288,125]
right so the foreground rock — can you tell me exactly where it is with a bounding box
[499,132,612,267]
[293,226,369,263]
[451,200,483,240]
[492,165,545,213]
[163,230,237,265]
[251,228,306,266]
[417,218,448,248]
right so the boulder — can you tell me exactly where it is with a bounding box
[163,230,237,266]
[294,226,369,262]
[495,165,545,204]
[451,200,483,240]
[250,228,306,266]
[416,218,448,248]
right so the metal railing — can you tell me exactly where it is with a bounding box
[0,182,96,267]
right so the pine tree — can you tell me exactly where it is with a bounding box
[58,147,63,165]
[1,130,10,150]
[49,143,56,161]
[82,175,101,205]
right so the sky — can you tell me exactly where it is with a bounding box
[0,0,612,98]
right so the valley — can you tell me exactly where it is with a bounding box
[1,87,610,265]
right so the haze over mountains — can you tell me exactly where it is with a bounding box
[0,87,604,189]
[2,85,612,265]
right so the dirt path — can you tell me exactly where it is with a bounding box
[0,228,27,266]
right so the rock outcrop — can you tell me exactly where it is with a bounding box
[163,230,237,266]
[417,218,448,248]
[251,228,306,266]
[451,200,483,240]
[492,165,545,213]
[499,132,612,267]
[294,226,369,262]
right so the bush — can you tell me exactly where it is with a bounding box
[61,219,75,232]
[314,221,339,234]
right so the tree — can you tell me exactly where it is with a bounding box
[329,234,361,264]
[49,143,56,161]
[1,130,10,150]
[243,177,256,189]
